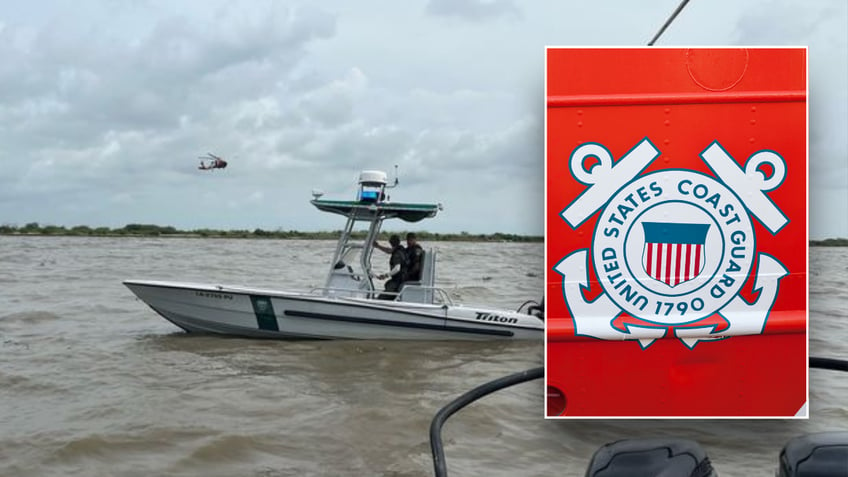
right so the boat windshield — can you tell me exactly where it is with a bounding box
[337,247,362,269]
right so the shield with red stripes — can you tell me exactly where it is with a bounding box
[642,222,710,287]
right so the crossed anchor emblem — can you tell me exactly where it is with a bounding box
[555,138,790,348]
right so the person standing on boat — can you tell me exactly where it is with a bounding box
[405,232,424,283]
[374,234,407,299]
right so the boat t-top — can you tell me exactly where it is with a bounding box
[124,170,544,340]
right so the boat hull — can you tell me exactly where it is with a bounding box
[124,280,543,340]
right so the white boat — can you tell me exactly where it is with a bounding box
[124,170,544,340]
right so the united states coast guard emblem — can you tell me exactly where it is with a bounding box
[556,138,790,348]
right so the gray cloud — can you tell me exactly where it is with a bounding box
[733,0,840,44]
[425,0,521,22]
[0,5,335,140]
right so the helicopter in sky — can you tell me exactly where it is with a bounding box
[197,153,228,171]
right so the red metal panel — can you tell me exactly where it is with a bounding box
[546,48,807,417]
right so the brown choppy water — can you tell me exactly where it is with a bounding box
[0,237,846,476]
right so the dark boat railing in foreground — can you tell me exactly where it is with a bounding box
[429,357,848,477]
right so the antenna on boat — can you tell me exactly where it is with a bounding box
[386,164,399,189]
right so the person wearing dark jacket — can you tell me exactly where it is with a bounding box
[405,232,424,282]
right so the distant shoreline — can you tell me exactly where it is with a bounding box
[1,224,844,245]
[0,223,543,243]
[809,238,848,247]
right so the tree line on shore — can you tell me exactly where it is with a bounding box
[0,222,543,242]
[809,237,848,247]
[2,223,845,245]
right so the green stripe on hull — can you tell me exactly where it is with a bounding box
[250,295,280,331]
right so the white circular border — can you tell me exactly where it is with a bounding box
[592,170,755,324]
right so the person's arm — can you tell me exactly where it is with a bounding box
[374,241,391,254]
[375,263,400,280]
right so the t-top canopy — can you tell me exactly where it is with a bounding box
[311,199,441,222]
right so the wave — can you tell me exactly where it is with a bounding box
[179,434,277,462]
[0,370,63,394]
[50,433,172,462]
[0,311,61,325]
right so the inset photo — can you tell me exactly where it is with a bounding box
[545,47,808,417]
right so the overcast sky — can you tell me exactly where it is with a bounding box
[0,0,845,237]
